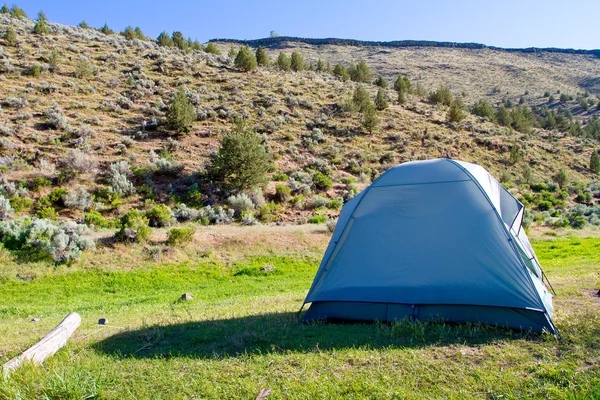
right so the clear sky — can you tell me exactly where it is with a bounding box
[10,0,600,49]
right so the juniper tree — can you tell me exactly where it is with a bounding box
[10,4,26,19]
[191,40,202,51]
[157,31,173,47]
[429,84,453,106]
[333,64,350,81]
[290,52,304,71]
[394,75,413,94]
[553,169,568,188]
[122,26,135,40]
[33,11,49,35]
[471,99,496,121]
[522,164,533,184]
[99,23,113,35]
[496,106,512,127]
[352,86,372,113]
[234,45,257,72]
[446,99,466,123]
[349,60,372,83]
[134,27,145,40]
[172,32,188,51]
[0,4,8,14]
[78,20,90,29]
[210,119,270,192]
[509,145,522,164]
[228,45,237,58]
[204,42,221,55]
[276,52,291,71]
[316,59,325,72]
[590,150,600,175]
[374,76,388,88]
[3,25,16,46]
[255,46,269,66]
[166,88,196,134]
[361,103,379,134]
[375,88,389,110]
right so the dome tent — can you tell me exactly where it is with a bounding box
[300,159,556,334]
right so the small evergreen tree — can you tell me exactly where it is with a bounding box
[33,10,49,35]
[349,60,372,83]
[256,46,269,66]
[333,64,349,81]
[508,145,522,164]
[375,88,389,110]
[393,75,413,94]
[210,119,270,192]
[48,49,59,72]
[553,169,568,188]
[290,51,304,71]
[157,31,173,47]
[522,164,533,184]
[122,25,135,40]
[166,88,196,134]
[590,150,600,175]
[361,103,379,134]
[397,90,407,105]
[9,4,26,19]
[0,4,9,14]
[171,32,188,51]
[352,86,372,113]
[316,59,325,72]
[471,99,496,121]
[204,42,221,55]
[446,99,466,123]
[374,76,388,88]
[191,40,202,51]
[228,45,237,58]
[429,85,453,106]
[78,20,90,29]
[134,26,145,40]
[3,25,16,46]
[99,23,113,35]
[496,106,512,127]
[234,45,257,72]
[276,52,291,71]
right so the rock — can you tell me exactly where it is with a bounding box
[261,265,275,272]
[98,318,108,325]
[181,293,193,301]
[31,318,40,323]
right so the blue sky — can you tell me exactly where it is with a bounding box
[11,0,600,49]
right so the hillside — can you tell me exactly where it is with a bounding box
[0,12,599,263]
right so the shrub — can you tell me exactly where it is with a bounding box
[145,204,174,227]
[28,177,52,192]
[9,4,27,19]
[375,88,389,110]
[429,85,453,106]
[274,184,292,203]
[255,46,269,66]
[290,52,304,71]
[276,52,291,71]
[166,227,195,246]
[38,188,67,209]
[0,218,95,264]
[361,103,379,134]
[33,10,49,35]
[46,107,70,131]
[210,119,269,191]
[349,60,372,83]
[308,214,327,224]
[37,207,58,220]
[333,64,350,81]
[31,64,41,78]
[3,25,17,46]
[117,209,152,242]
[271,172,289,181]
[394,75,413,95]
[326,218,338,232]
[234,45,257,72]
[352,86,372,113]
[108,161,136,196]
[312,172,333,191]
[74,57,95,79]
[471,99,496,121]
[0,195,13,221]
[63,149,97,175]
[240,211,258,226]
[84,210,119,229]
[227,193,255,213]
[446,99,466,123]
[63,186,92,211]
[256,202,282,222]
[590,150,600,174]
[157,31,173,47]
[204,43,221,55]
[166,88,196,134]
[311,195,330,209]
[553,169,569,189]
[10,196,34,212]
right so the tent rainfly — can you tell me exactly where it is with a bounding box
[300,159,557,334]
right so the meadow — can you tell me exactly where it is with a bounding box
[1,226,599,399]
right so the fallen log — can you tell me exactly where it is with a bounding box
[3,312,81,374]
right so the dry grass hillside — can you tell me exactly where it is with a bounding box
[214,39,600,122]
[0,12,598,262]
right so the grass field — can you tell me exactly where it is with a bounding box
[1,227,599,399]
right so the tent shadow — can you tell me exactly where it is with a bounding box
[92,311,536,360]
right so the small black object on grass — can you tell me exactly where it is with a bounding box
[98,318,108,325]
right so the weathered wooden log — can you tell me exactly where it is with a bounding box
[3,312,81,374]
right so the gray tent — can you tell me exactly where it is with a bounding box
[300,159,556,334]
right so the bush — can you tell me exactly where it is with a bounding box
[276,52,291,71]
[28,177,52,192]
[429,85,453,106]
[46,107,70,131]
[327,218,338,232]
[290,52,304,71]
[3,25,17,46]
[166,227,195,246]
[308,214,327,224]
[62,149,97,177]
[117,209,151,242]
[0,218,95,264]
[349,60,372,83]
[275,184,292,203]
[240,211,258,226]
[227,193,255,213]
[333,64,350,81]
[256,202,282,222]
[471,99,496,121]
[38,188,67,209]
[553,169,569,189]
[37,207,58,220]
[199,205,234,225]
[361,103,379,134]
[145,204,174,227]
[446,99,466,123]
[10,197,34,212]
[210,119,269,191]
[173,203,200,222]
[375,88,389,110]
[84,210,119,229]
[166,88,196,134]
[157,31,173,47]
[312,172,333,191]
[74,57,95,79]
[234,45,257,72]
[255,46,269,66]
[33,11,49,35]
[63,186,92,211]
[31,64,41,78]
[204,43,221,55]
[108,161,136,196]
[271,172,289,181]
[352,86,372,113]
[0,195,13,221]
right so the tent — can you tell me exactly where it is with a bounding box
[300,159,557,334]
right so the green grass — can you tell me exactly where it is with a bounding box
[1,237,600,399]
